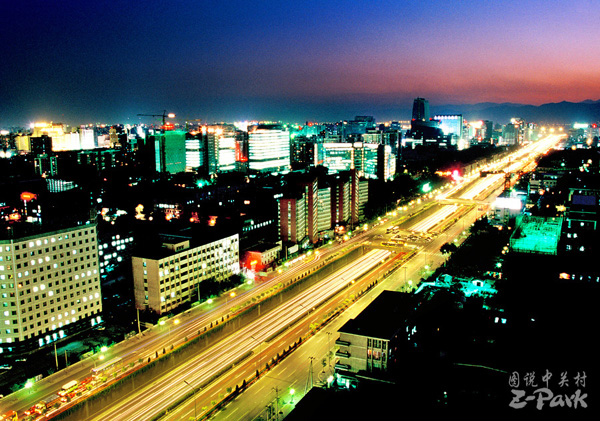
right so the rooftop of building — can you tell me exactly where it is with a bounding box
[249,123,284,131]
[509,214,563,255]
[131,223,238,260]
[244,242,281,253]
[415,274,497,298]
[0,219,96,242]
[338,290,414,340]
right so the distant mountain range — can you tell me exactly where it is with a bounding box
[429,100,600,125]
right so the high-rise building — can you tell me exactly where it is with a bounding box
[248,124,291,173]
[409,98,447,143]
[412,98,430,122]
[345,116,376,136]
[290,135,315,170]
[0,223,103,356]
[79,128,96,150]
[206,124,237,174]
[376,144,396,181]
[361,130,382,144]
[317,142,394,181]
[278,194,307,245]
[317,186,332,233]
[235,130,249,172]
[185,133,206,172]
[331,176,351,226]
[132,232,239,315]
[30,135,53,155]
[286,175,319,244]
[151,130,187,174]
[483,120,494,141]
[315,142,355,172]
[563,184,600,255]
[433,115,464,145]
[358,179,369,221]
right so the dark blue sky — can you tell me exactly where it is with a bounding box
[2,0,599,126]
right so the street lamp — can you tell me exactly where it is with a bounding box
[183,380,198,420]
[170,319,180,337]
[227,291,236,304]
[95,354,105,369]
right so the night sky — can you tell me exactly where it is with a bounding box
[1,0,599,126]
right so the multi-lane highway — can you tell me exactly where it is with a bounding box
[86,249,392,420]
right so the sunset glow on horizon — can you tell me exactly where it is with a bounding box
[1,0,599,124]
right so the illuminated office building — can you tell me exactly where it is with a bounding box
[132,233,239,315]
[434,115,463,146]
[0,223,102,356]
[317,142,394,181]
[31,123,81,151]
[248,124,291,173]
[185,134,206,171]
[357,143,379,179]
[361,130,383,144]
[377,144,396,181]
[315,143,354,172]
[358,179,369,221]
[317,187,332,232]
[207,124,237,174]
[152,130,187,174]
[79,128,96,149]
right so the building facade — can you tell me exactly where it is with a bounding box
[0,223,102,356]
[278,195,307,245]
[152,130,187,174]
[317,187,332,233]
[248,125,291,173]
[335,291,408,385]
[132,233,239,315]
[206,124,237,174]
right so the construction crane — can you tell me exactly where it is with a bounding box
[137,110,176,127]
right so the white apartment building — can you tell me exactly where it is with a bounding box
[132,233,239,315]
[0,223,102,356]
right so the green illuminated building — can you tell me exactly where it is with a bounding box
[509,215,563,255]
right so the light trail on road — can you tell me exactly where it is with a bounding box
[409,205,459,233]
[88,249,390,421]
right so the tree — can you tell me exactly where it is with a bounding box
[440,242,458,254]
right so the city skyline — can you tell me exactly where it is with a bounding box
[2,1,600,126]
